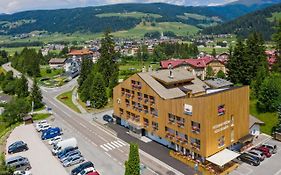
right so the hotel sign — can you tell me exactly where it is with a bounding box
[213,120,230,133]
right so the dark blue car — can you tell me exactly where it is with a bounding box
[41,127,62,140]
[57,147,78,159]
[8,141,28,154]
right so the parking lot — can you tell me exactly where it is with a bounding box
[5,124,68,175]
[231,139,281,175]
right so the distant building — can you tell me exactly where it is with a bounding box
[49,58,67,69]
[249,115,265,136]
[68,49,94,59]
[160,57,226,80]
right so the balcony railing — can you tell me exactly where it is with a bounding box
[168,118,175,124]
[144,122,149,127]
[191,142,200,150]
[152,125,158,130]
[144,109,148,114]
[165,132,175,139]
[151,111,158,117]
[177,121,184,128]
[144,98,149,103]
[137,96,142,101]
[132,84,142,90]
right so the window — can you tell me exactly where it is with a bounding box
[231,129,234,142]
[190,137,200,150]
[125,99,130,107]
[218,136,225,147]
[218,104,225,116]
[168,113,175,123]
[151,108,158,117]
[149,96,155,104]
[176,117,185,128]
[191,121,200,134]
[119,108,124,115]
[143,105,148,114]
[137,92,142,101]
[152,121,158,130]
[144,94,149,103]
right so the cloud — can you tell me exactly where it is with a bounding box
[0,0,237,14]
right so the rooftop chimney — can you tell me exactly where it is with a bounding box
[169,70,174,79]
[148,65,153,72]
[142,66,146,73]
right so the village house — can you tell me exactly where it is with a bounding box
[48,58,67,69]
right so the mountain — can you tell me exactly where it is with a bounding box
[202,3,281,40]
[0,3,274,36]
[229,0,281,6]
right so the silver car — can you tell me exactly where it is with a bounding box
[6,156,31,171]
[60,150,81,162]
[62,155,84,167]
[248,150,265,161]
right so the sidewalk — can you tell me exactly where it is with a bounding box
[108,123,199,175]
[71,87,88,114]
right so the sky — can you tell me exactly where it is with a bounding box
[0,0,237,14]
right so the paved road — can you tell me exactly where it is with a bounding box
[6,124,68,175]
[3,63,191,175]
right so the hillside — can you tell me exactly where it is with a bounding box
[229,0,281,6]
[0,3,274,36]
[202,3,281,40]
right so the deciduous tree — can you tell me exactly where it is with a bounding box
[125,143,140,175]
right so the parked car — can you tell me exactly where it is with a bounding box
[62,155,84,167]
[8,141,28,154]
[60,150,81,162]
[252,146,271,158]
[86,172,100,175]
[57,147,78,159]
[78,167,96,175]
[71,161,94,175]
[248,150,265,161]
[52,138,77,155]
[237,153,260,166]
[6,156,31,171]
[262,143,277,154]
[48,136,63,145]
[103,115,113,122]
[13,170,32,175]
[41,127,62,140]
[36,123,50,132]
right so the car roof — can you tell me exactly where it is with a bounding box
[6,156,25,162]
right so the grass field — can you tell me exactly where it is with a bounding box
[198,47,229,54]
[57,89,81,113]
[2,46,41,55]
[32,113,51,121]
[112,22,199,38]
[250,99,278,135]
[96,12,162,18]
[39,66,63,78]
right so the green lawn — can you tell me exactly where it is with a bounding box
[2,46,41,56]
[250,99,278,135]
[267,12,281,22]
[112,22,200,38]
[57,90,81,113]
[32,113,50,121]
[198,47,229,54]
[39,66,63,78]
[96,12,162,18]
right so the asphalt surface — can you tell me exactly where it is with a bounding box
[3,63,193,175]
[6,124,68,175]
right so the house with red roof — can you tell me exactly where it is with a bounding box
[160,56,226,80]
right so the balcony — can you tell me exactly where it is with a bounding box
[191,142,200,151]
[168,118,175,124]
[165,132,175,139]
[152,125,158,131]
[144,109,149,114]
[191,126,200,134]
[150,99,155,105]
[144,98,149,103]
[132,83,142,90]
[137,96,142,101]
[151,111,158,117]
[121,91,125,96]
[144,122,149,128]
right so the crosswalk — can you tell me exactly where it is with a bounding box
[100,140,127,152]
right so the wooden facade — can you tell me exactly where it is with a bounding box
[113,73,249,159]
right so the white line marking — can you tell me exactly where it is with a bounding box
[117,140,126,146]
[105,143,115,149]
[105,152,112,158]
[97,135,108,142]
[113,141,123,147]
[100,145,108,151]
[111,141,120,148]
[118,149,124,153]
[103,144,112,150]
[79,123,86,128]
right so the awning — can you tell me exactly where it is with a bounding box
[239,134,254,144]
[206,149,240,167]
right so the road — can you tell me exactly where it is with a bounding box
[2,63,191,175]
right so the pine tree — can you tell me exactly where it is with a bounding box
[216,70,226,79]
[125,143,140,175]
[30,78,43,109]
[90,73,108,109]
[272,20,281,73]
[226,38,245,84]
[16,76,29,98]
[97,31,119,87]
[252,61,269,96]
[79,74,94,102]
[206,66,214,79]
[212,48,216,58]
[78,58,93,88]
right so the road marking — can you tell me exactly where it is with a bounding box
[103,144,112,150]
[118,149,124,153]
[105,152,112,158]
[117,140,126,146]
[113,141,123,147]
[105,143,115,149]
[100,145,108,151]
[79,123,86,128]
[111,141,120,148]
[97,135,108,142]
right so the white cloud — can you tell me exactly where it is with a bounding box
[0,0,236,14]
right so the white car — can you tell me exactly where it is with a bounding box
[13,170,32,175]
[35,120,48,130]
[78,167,96,175]
[36,123,50,132]
[48,136,62,145]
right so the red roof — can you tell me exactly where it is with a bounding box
[68,49,93,56]
[86,172,100,175]
[160,56,215,69]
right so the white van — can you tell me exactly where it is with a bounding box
[52,138,77,155]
